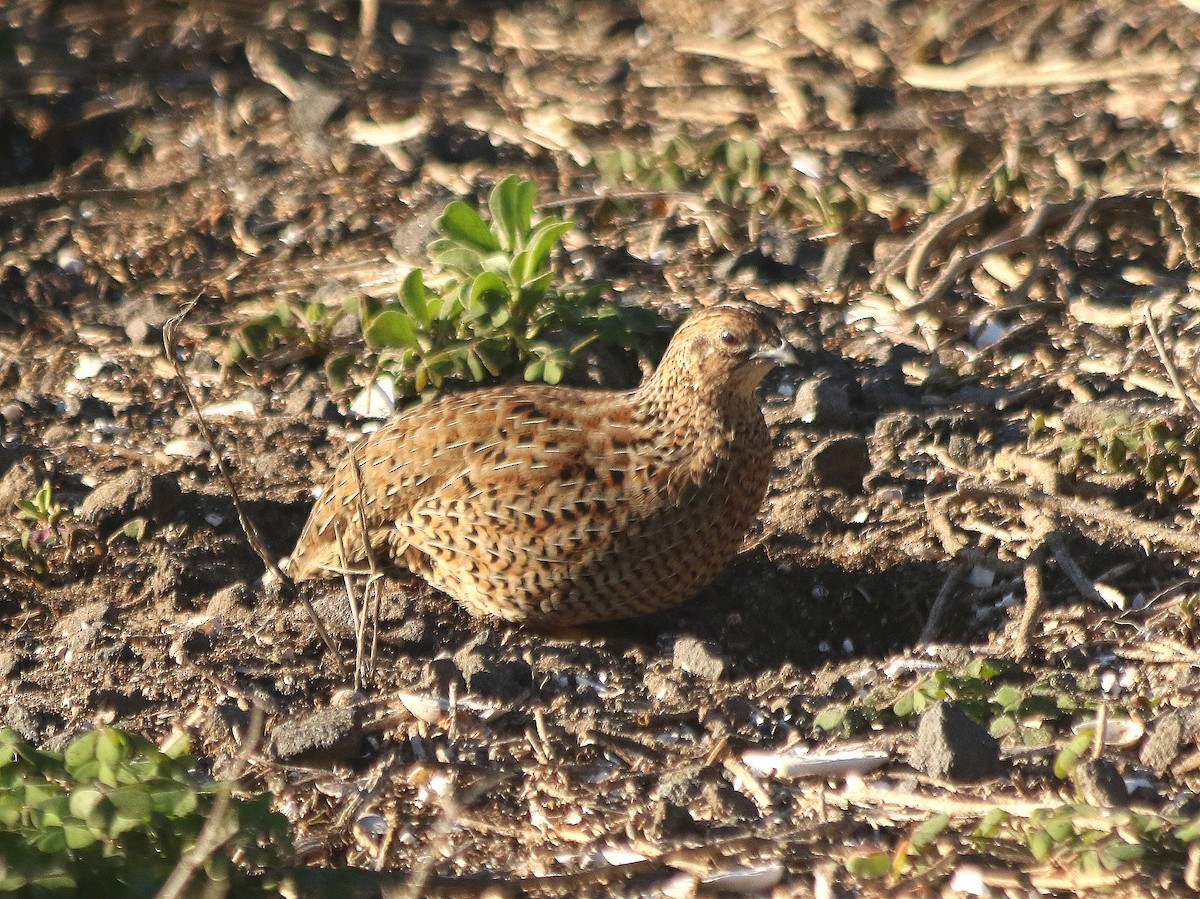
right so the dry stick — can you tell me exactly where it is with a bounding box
[918,562,967,645]
[1144,305,1200,423]
[906,203,1052,315]
[347,448,382,690]
[1164,186,1200,272]
[163,301,347,678]
[154,707,266,899]
[1045,531,1108,607]
[956,482,1200,556]
[1015,541,1047,660]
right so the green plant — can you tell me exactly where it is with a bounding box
[2,481,68,576]
[0,726,290,897]
[229,176,666,399]
[353,175,664,397]
[226,297,352,380]
[596,131,864,240]
[1038,411,1200,501]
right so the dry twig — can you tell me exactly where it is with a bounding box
[163,299,347,677]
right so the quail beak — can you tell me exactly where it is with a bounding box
[751,337,800,367]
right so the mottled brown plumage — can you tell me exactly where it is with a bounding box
[288,302,797,625]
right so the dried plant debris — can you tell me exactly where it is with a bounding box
[6,0,1200,894]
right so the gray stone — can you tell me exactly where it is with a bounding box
[270,706,362,767]
[454,644,532,701]
[673,637,728,681]
[909,700,1002,783]
[1141,707,1200,774]
[0,459,42,516]
[77,470,182,532]
[1075,757,1129,808]
[794,376,852,428]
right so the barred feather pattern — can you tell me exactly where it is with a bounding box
[288,303,795,625]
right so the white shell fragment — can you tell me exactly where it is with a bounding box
[741,745,890,779]
[700,862,785,893]
[197,398,258,417]
[350,376,397,419]
[162,438,209,458]
[1073,716,1144,748]
[73,354,109,380]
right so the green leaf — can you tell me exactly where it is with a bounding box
[1027,827,1052,860]
[1176,816,1200,843]
[542,358,564,385]
[992,685,1024,713]
[522,219,572,277]
[62,821,98,850]
[911,814,950,849]
[109,785,152,822]
[1099,840,1144,869]
[68,786,107,824]
[436,200,500,253]
[64,731,99,773]
[976,808,1009,837]
[365,311,420,351]
[96,730,128,768]
[108,517,147,544]
[428,238,486,276]
[399,269,432,327]
[489,175,534,251]
[465,271,510,324]
[845,852,891,879]
[325,353,355,391]
[1054,729,1094,778]
[465,350,485,382]
[523,358,545,382]
[813,707,846,733]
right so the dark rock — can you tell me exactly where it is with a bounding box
[794,376,852,427]
[1075,757,1129,808]
[5,703,44,742]
[453,644,533,701]
[803,436,870,491]
[909,701,1002,782]
[0,402,28,428]
[312,397,341,422]
[205,582,254,618]
[645,799,695,841]
[654,764,705,806]
[77,470,182,532]
[1141,707,1200,774]
[63,395,114,423]
[701,775,760,822]
[270,706,362,767]
[428,656,465,696]
[673,637,727,680]
[0,459,42,515]
[817,238,855,290]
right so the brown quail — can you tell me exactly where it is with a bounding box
[288,302,798,625]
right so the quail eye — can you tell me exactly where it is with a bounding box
[720,330,741,347]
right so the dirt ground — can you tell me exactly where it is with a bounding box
[5,0,1200,895]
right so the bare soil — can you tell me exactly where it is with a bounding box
[4,0,1200,895]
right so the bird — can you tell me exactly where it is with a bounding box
[287,301,798,625]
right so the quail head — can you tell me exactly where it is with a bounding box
[288,302,798,625]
